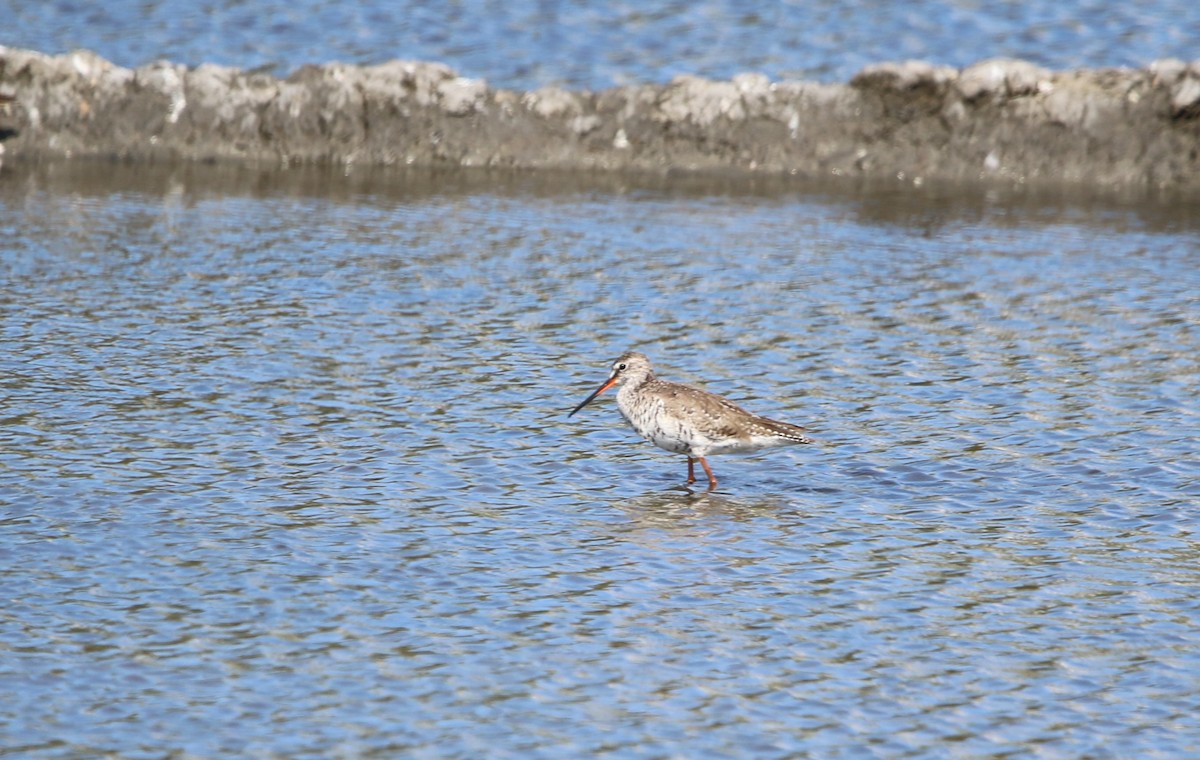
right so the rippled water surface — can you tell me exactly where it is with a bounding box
[2,163,1199,757]
[8,0,1200,87]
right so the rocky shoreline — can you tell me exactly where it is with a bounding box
[2,46,1199,191]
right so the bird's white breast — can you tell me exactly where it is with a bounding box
[617,386,700,455]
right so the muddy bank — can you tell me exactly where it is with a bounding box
[2,46,1199,191]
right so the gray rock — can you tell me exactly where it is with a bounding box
[1171,77,1200,114]
[1,46,1199,192]
[958,58,1051,99]
[1148,58,1188,85]
[437,77,487,116]
[852,60,957,91]
[569,114,601,136]
[656,75,748,127]
[524,87,582,119]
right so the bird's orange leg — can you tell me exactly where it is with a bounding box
[686,457,696,483]
[698,457,718,490]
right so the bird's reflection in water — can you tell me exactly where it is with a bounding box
[608,484,801,531]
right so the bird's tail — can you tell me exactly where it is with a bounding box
[758,416,818,445]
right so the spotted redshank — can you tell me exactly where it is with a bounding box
[568,351,814,489]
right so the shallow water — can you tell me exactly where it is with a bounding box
[9,0,1200,87]
[2,163,1199,757]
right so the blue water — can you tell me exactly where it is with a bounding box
[5,0,1199,88]
[2,164,1198,757]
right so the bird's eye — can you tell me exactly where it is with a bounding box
[617,363,627,371]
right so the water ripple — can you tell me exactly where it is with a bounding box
[2,167,1198,757]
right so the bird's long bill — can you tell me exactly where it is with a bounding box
[568,375,618,417]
